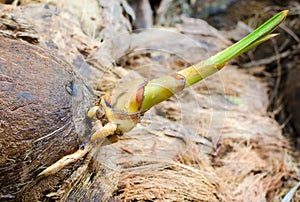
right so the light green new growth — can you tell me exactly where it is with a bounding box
[99,10,288,132]
[37,10,289,179]
[209,10,288,65]
[178,10,288,87]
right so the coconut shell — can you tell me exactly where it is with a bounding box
[0,36,92,201]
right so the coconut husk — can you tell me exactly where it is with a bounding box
[0,2,298,202]
[0,36,93,201]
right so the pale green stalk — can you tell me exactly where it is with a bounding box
[93,10,288,132]
[178,10,288,87]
